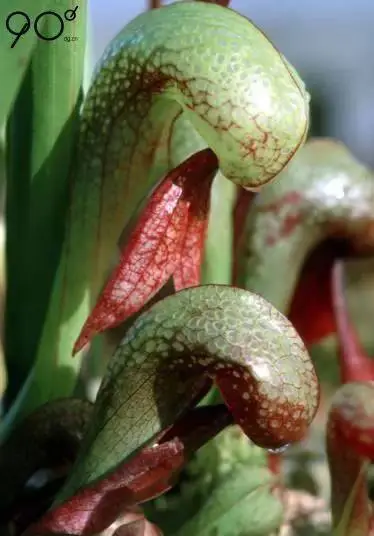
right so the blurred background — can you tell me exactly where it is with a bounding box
[89,0,374,168]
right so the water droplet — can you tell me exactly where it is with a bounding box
[267,443,290,454]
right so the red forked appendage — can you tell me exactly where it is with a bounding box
[30,441,183,536]
[73,149,218,355]
[30,405,231,536]
[332,260,374,384]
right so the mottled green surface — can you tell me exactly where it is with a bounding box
[58,285,317,501]
[17,1,310,422]
[237,138,374,312]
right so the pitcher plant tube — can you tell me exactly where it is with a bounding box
[12,0,311,423]
[1,286,319,535]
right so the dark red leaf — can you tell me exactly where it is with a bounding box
[73,152,216,354]
[30,405,231,536]
[73,176,187,354]
[173,167,214,290]
[29,440,184,536]
[288,241,337,346]
[331,260,374,383]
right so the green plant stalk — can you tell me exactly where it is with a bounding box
[202,174,236,286]
[3,0,87,415]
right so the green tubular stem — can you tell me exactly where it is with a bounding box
[202,174,237,285]
[236,138,374,314]
[3,2,309,430]
[56,285,318,502]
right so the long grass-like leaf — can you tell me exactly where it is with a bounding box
[0,0,58,126]
[3,0,87,414]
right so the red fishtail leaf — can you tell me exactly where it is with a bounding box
[173,168,215,290]
[332,260,374,383]
[29,440,183,536]
[30,405,230,536]
[73,149,218,354]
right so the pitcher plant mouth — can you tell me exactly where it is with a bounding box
[287,238,371,347]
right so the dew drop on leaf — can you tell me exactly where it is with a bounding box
[267,444,290,454]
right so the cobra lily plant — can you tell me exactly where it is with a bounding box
[1,0,374,536]
[0,0,315,534]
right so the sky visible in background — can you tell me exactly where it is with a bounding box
[90,0,374,61]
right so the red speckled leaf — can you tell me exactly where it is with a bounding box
[73,149,218,354]
[172,216,206,290]
[30,440,184,536]
[332,260,374,383]
[173,170,214,290]
[73,179,186,354]
[30,405,230,536]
